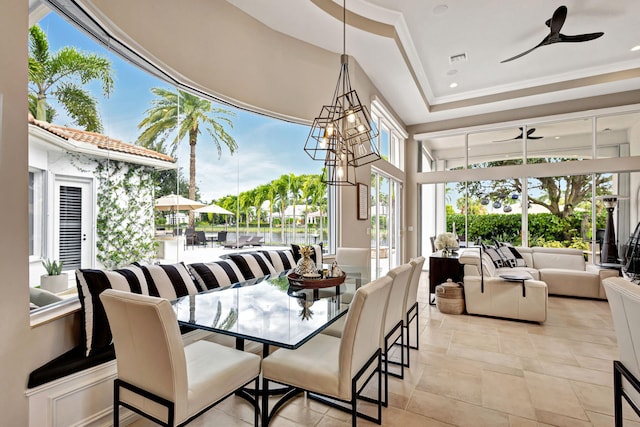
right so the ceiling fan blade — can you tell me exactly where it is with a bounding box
[559,32,604,43]
[546,5,567,36]
[500,40,546,63]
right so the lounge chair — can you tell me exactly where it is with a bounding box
[246,236,264,246]
[223,235,252,249]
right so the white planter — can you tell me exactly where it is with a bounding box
[40,273,69,294]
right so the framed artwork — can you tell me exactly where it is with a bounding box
[357,183,368,220]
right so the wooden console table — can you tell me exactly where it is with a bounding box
[429,252,464,305]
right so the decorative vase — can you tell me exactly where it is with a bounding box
[295,254,317,276]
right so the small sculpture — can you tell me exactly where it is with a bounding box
[294,245,317,275]
[331,261,342,277]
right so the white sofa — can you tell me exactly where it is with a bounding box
[458,247,548,322]
[459,246,619,300]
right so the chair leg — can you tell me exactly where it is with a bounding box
[261,377,270,427]
[614,361,623,427]
[114,380,120,427]
[253,377,260,427]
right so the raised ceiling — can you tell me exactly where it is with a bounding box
[227,0,640,126]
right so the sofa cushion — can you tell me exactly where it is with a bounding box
[188,260,246,289]
[539,268,600,298]
[532,247,586,270]
[227,252,277,279]
[259,249,296,272]
[291,243,323,265]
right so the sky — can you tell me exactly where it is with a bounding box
[36,13,320,202]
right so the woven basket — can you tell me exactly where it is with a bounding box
[435,279,465,314]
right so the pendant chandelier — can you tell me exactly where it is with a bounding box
[304,0,380,185]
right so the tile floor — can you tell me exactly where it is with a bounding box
[131,272,640,427]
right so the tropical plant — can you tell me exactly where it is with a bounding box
[238,189,255,234]
[254,184,270,239]
[28,24,114,132]
[271,174,291,242]
[289,173,302,239]
[42,259,63,276]
[137,88,237,226]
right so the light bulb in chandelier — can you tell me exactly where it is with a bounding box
[356,141,368,157]
[355,119,365,133]
[336,164,345,178]
[346,110,356,123]
[320,130,329,148]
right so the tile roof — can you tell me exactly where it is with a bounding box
[28,114,175,163]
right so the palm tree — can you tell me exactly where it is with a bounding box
[253,184,270,240]
[289,173,303,242]
[28,24,114,132]
[301,175,316,243]
[308,175,327,243]
[137,88,237,226]
[272,175,290,243]
[264,183,277,244]
[238,189,254,234]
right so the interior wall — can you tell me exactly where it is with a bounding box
[0,0,30,423]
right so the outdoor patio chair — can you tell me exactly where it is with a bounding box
[184,227,197,249]
[195,231,208,247]
[214,231,227,245]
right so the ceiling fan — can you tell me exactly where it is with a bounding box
[501,5,604,63]
[494,127,543,142]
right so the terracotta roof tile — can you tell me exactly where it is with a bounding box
[28,114,175,163]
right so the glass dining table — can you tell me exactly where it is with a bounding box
[171,271,356,357]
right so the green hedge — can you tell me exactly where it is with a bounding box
[446,211,607,247]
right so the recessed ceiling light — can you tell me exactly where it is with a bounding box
[631,45,640,52]
[433,4,448,15]
[449,82,458,88]
[554,136,560,140]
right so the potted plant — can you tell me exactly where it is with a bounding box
[40,259,69,293]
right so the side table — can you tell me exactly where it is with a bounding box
[429,252,464,305]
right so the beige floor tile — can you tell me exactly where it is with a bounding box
[481,370,536,419]
[534,409,595,427]
[524,371,588,420]
[528,359,612,387]
[407,388,510,426]
[451,330,501,352]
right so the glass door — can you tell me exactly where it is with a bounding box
[371,169,402,278]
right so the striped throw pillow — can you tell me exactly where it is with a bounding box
[137,263,201,298]
[259,249,296,272]
[188,260,246,290]
[76,265,149,356]
[227,253,277,279]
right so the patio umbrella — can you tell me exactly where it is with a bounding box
[193,203,233,215]
[154,194,205,211]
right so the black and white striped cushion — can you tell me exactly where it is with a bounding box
[227,253,277,279]
[188,261,246,289]
[76,265,149,356]
[259,249,296,272]
[291,243,323,265]
[137,263,201,298]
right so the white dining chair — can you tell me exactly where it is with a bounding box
[261,275,392,427]
[336,247,371,303]
[403,256,426,367]
[603,277,640,427]
[381,263,413,404]
[100,289,261,427]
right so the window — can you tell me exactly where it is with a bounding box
[417,109,640,253]
[29,169,45,259]
[371,99,407,170]
[29,9,327,311]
